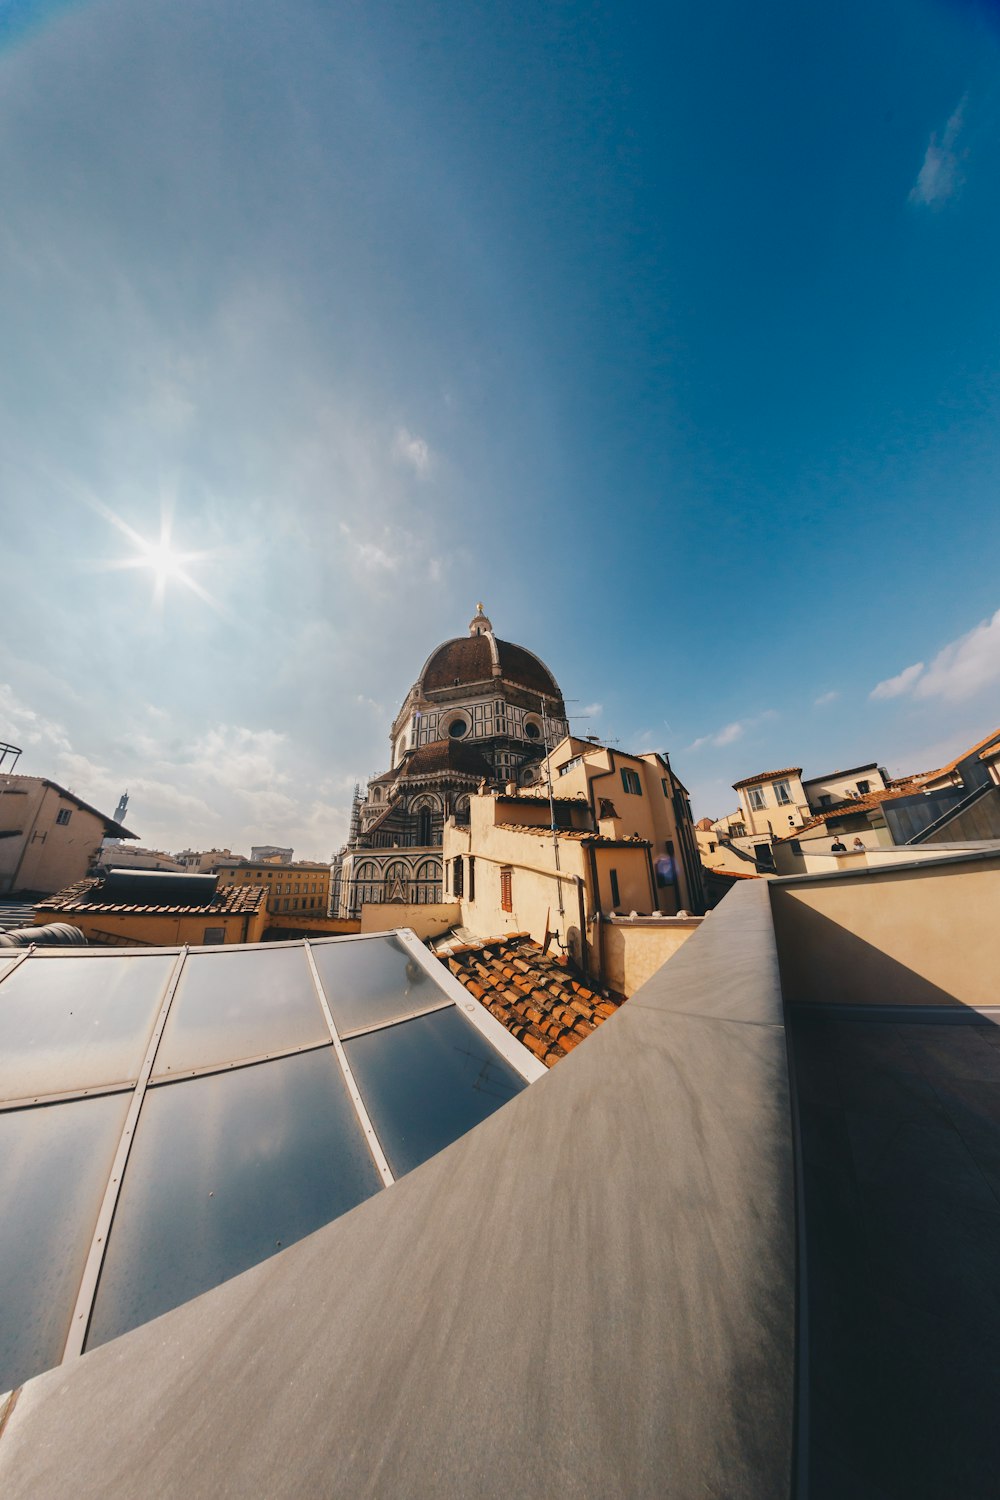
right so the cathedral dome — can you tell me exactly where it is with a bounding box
[417,612,562,700]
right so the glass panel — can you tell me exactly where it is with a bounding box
[0,1092,130,1392]
[87,1049,380,1349]
[0,953,174,1100]
[345,1007,526,1178]
[312,935,447,1034]
[153,945,327,1076]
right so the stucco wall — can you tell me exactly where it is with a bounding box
[0,781,109,896]
[359,903,461,939]
[33,906,267,947]
[602,917,702,995]
[770,853,1000,1008]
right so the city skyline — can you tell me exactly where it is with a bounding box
[3,0,999,857]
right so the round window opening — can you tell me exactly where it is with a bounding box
[449,720,468,739]
[525,722,541,740]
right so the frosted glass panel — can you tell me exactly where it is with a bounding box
[345,1007,526,1177]
[154,945,328,1076]
[0,1092,129,1392]
[0,954,173,1100]
[87,1049,380,1349]
[312,935,447,1034]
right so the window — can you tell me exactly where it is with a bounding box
[202,927,225,945]
[56,809,72,826]
[709,841,716,853]
[661,778,670,797]
[449,719,468,739]
[524,722,541,741]
[621,768,642,796]
[609,868,621,907]
[468,857,475,901]
[416,808,432,845]
[747,787,766,811]
[818,794,832,808]
[452,858,464,899]
[857,780,870,795]
[500,868,513,912]
[773,781,792,806]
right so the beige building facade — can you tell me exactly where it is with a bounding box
[440,751,703,992]
[215,859,332,917]
[0,775,135,897]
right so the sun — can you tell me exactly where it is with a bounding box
[139,536,193,589]
[87,498,221,612]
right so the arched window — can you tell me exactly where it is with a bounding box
[415,859,442,903]
[416,807,432,845]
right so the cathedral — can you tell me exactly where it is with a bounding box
[332,606,569,916]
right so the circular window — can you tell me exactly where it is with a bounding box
[524,721,541,740]
[449,719,468,739]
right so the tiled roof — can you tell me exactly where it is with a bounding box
[732,768,802,791]
[495,792,585,805]
[420,635,560,698]
[695,817,714,831]
[494,823,650,847]
[400,741,492,779]
[36,877,266,917]
[779,781,926,840]
[8,777,138,839]
[925,726,1000,780]
[444,933,625,1067]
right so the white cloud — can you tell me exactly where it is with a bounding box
[909,96,966,207]
[870,661,925,700]
[813,690,839,708]
[688,720,746,752]
[392,426,432,476]
[870,606,1000,705]
[578,702,603,719]
[686,710,776,753]
[355,541,399,573]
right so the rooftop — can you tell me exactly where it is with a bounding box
[493,822,651,846]
[442,933,625,1066]
[732,767,802,790]
[36,876,266,916]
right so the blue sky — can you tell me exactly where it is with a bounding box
[2,0,999,856]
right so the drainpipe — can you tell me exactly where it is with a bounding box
[576,874,588,980]
[586,842,605,983]
[643,843,658,914]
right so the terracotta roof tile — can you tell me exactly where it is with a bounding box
[400,741,492,779]
[420,636,560,697]
[493,823,650,847]
[925,726,1000,779]
[36,877,266,917]
[445,934,625,1067]
[778,780,927,840]
[732,768,802,791]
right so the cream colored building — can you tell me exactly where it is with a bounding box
[439,736,705,991]
[215,859,332,917]
[0,775,135,897]
[175,848,241,872]
[540,736,704,914]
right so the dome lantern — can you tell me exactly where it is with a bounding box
[469,602,493,637]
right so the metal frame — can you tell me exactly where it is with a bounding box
[393,928,548,1083]
[303,943,394,1186]
[61,946,189,1363]
[0,928,544,1373]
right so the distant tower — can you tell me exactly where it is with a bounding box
[103,790,129,847]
